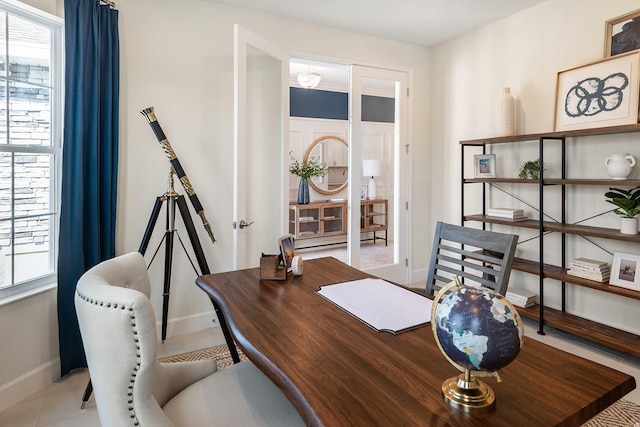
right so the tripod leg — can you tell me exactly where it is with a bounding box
[161,197,176,342]
[81,378,93,409]
[176,195,210,274]
[139,196,164,255]
[81,200,164,407]
[175,196,238,361]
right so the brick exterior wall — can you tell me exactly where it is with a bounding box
[0,62,52,262]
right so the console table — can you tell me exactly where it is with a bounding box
[289,199,388,246]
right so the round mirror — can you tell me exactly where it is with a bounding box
[304,135,348,195]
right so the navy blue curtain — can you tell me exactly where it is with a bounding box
[57,0,120,376]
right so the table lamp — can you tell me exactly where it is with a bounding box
[363,160,381,199]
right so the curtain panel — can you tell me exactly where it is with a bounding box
[57,0,120,376]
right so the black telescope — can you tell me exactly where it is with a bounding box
[140,106,215,243]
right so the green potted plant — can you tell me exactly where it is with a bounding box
[604,186,640,234]
[518,158,547,179]
[289,153,327,204]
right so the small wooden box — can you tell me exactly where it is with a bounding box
[259,254,287,281]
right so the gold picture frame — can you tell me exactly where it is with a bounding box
[553,50,640,132]
[605,8,640,58]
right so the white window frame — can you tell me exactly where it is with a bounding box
[0,0,63,304]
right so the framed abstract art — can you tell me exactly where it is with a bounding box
[554,50,640,132]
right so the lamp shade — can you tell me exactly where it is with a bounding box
[363,160,382,177]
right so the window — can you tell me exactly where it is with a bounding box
[0,2,62,300]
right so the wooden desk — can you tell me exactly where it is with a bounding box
[196,257,636,426]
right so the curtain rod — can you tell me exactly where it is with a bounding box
[100,0,116,8]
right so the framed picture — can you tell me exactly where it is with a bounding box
[610,251,640,291]
[278,234,295,272]
[604,9,640,57]
[360,186,367,200]
[554,50,640,132]
[473,154,496,178]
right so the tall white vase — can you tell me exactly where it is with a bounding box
[495,87,515,137]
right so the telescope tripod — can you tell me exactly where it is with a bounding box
[140,172,207,342]
[80,171,240,408]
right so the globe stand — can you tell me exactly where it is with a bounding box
[441,369,495,413]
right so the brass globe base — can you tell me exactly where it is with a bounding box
[441,371,495,413]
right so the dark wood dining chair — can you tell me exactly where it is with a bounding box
[425,221,519,296]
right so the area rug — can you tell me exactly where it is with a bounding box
[159,344,639,426]
[582,399,640,427]
[158,343,246,368]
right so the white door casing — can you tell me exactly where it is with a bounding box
[233,25,289,269]
[349,65,410,283]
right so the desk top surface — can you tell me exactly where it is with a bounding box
[196,257,636,427]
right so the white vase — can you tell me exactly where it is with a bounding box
[605,153,636,180]
[620,217,638,235]
[495,87,515,137]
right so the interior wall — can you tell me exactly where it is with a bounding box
[15,0,61,16]
[431,0,640,333]
[289,117,396,247]
[0,0,431,411]
[117,0,431,331]
[0,0,62,413]
[289,117,350,202]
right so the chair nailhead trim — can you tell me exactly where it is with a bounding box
[76,289,142,425]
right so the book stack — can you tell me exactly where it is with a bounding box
[567,258,610,283]
[486,207,528,222]
[505,288,537,308]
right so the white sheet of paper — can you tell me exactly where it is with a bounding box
[316,278,432,334]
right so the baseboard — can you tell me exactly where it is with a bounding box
[410,267,428,287]
[0,311,217,415]
[158,310,219,342]
[0,358,60,414]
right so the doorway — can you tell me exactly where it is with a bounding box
[289,58,410,283]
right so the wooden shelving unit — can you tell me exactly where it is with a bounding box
[517,304,640,357]
[464,214,640,243]
[461,123,640,356]
[360,199,388,245]
[289,199,388,245]
[289,201,347,240]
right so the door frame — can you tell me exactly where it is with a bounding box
[348,64,411,283]
[233,25,289,269]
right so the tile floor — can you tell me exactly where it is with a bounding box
[1,320,639,426]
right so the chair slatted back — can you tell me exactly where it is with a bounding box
[426,222,518,296]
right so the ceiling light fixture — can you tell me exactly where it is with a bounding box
[297,67,321,89]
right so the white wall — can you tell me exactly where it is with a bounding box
[431,0,640,334]
[289,117,350,202]
[0,0,431,412]
[0,0,62,413]
[289,117,396,247]
[116,0,431,328]
[9,0,637,412]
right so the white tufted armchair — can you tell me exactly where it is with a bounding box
[75,252,304,426]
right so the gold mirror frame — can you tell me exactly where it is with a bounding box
[304,135,348,195]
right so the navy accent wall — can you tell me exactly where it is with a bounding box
[290,88,347,120]
[290,87,394,123]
